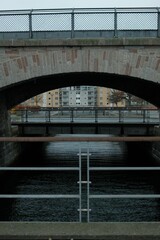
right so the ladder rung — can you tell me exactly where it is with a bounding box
[77,153,91,156]
[77,209,91,212]
[77,181,91,184]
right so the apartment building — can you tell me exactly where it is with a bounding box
[44,89,60,107]
[21,86,125,108]
[97,87,111,107]
[21,94,44,107]
[60,86,97,107]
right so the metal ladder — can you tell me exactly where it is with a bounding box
[78,145,91,222]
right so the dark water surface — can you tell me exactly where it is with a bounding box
[0,134,160,222]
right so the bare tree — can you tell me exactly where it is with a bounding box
[110,90,147,107]
[123,93,133,107]
[109,89,124,106]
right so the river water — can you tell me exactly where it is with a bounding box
[0,134,160,222]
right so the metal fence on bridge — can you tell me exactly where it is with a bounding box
[0,7,160,39]
[11,107,160,124]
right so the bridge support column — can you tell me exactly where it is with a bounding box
[0,94,19,166]
[152,126,160,162]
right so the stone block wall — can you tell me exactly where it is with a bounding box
[0,94,22,166]
[152,126,160,162]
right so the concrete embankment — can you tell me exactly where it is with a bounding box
[0,222,160,239]
[152,126,160,162]
[0,126,22,166]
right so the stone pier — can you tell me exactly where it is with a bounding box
[152,126,160,162]
[0,94,21,166]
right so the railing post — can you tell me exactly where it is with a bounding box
[143,109,146,123]
[71,9,75,38]
[45,109,50,122]
[25,109,28,123]
[78,146,82,222]
[21,110,24,122]
[87,146,90,223]
[95,108,98,123]
[114,8,118,38]
[29,10,33,39]
[157,8,160,38]
[119,109,121,122]
[71,108,74,122]
[48,109,51,122]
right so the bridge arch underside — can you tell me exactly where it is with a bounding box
[3,72,160,109]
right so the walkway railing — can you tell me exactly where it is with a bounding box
[0,8,159,39]
[10,107,160,124]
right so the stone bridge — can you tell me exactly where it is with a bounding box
[0,9,160,237]
[0,38,160,109]
[0,37,160,164]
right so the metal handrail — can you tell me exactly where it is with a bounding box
[0,7,159,14]
[0,7,159,38]
[0,194,79,199]
[11,108,160,124]
[0,167,79,171]
[87,159,160,221]
[89,167,160,199]
[1,156,160,221]
[0,166,81,221]
[0,154,85,221]
[89,194,160,199]
[90,167,160,170]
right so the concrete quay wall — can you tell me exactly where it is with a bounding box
[0,222,160,240]
[0,94,22,166]
[0,126,22,166]
[17,123,155,136]
[152,126,160,162]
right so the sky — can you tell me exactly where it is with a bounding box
[0,0,159,10]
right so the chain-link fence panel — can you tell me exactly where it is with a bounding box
[32,13,72,31]
[0,8,159,36]
[74,12,114,30]
[0,14,29,32]
[117,12,158,30]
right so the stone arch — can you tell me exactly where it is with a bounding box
[1,46,160,85]
[3,72,160,109]
[0,43,159,108]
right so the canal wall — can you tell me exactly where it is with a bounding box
[0,222,160,239]
[1,122,159,166]
[152,126,160,162]
[16,123,155,136]
[0,126,22,166]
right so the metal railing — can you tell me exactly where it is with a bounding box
[1,146,160,222]
[77,147,160,222]
[0,147,89,222]
[0,166,81,222]
[10,107,160,124]
[0,8,159,39]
